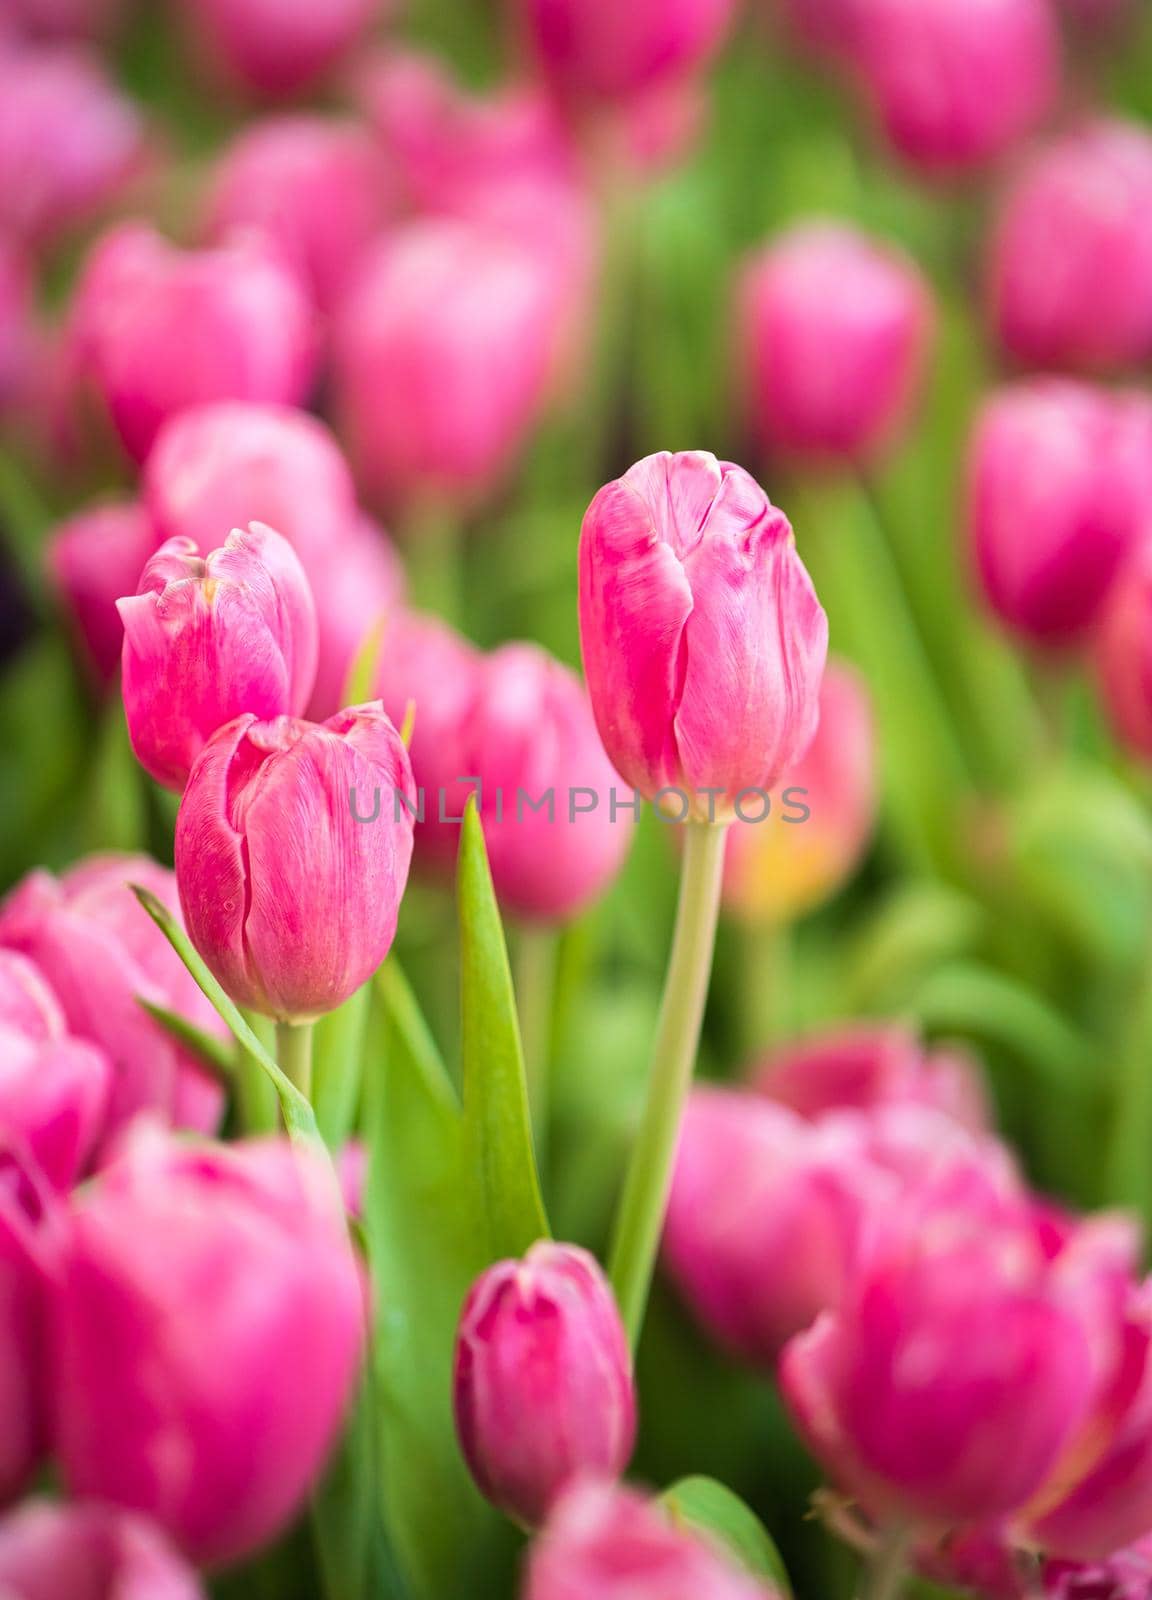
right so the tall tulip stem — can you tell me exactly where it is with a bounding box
[275,1019,315,1102]
[861,1526,911,1600]
[609,819,729,1345]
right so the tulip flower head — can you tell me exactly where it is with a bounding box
[0,1500,205,1599]
[118,522,319,792]
[579,451,827,822]
[305,514,406,722]
[46,500,158,688]
[1095,544,1152,763]
[0,1146,64,1504]
[182,0,382,98]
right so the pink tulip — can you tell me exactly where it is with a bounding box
[66,223,315,463]
[0,951,60,1042]
[0,43,144,251]
[454,1243,636,1526]
[722,660,877,923]
[0,1147,64,1505]
[843,0,1061,174]
[775,0,859,57]
[306,514,406,722]
[968,381,1152,649]
[1044,1539,1152,1600]
[0,1025,109,1191]
[5,0,122,41]
[202,115,392,312]
[516,0,741,104]
[0,856,226,1144]
[0,1500,205,1599]
[175,705,414,1019]
[182,0,382,98]
[0,244,35,420]
[46,500,159,687]
[739,223,933,464]
[578,451,827,820]
[117,522,318,792]
[524,1478,780,1600]
[332,219,564,509]
[987,121,1152,375]
[52,1124,365,1567]
[1096,545,1152,762]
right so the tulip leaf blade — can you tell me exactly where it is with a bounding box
[661,1476,793,1594]
[137,998,236,1081]
[457,797,550,1257]
[130,884,321,1147]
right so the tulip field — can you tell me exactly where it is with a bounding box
[5,0,1152,1596]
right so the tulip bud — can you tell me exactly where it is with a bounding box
[525,1478,781,1600]
[987,121,1152,375]
[579,451,827,821]
[0,1147,63,1504]
[117,522,319,792]
[516,0,741,104]
[1096,545,1152,762]
[968,381,1152,649]
[0,1501,205,1600]
[175,705,415,1020]
[843,0,1061,174]
[739,224,933,464]
[46,500,159,687]
[453,1243,636,1526]
[332,219,564,509]
[306,514,406,722]
[67,223,315,463]
[52,1125,365,1567]
[0,856,227,1144]
[182,0,382,98]
[202,115,392,313]
[722,660,876,923]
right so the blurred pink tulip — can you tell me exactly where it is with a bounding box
[775,0,859,57]
[67,224,316,463]
[175,705,414,1020]
[968,381,1152,649]
[202,115,392,312]
[0,1148,63,1506]
[0,856,226,1144]
[1096,545,1152,762]
[0,1500,205,1600]
[52,1125,365,1567]
[1044,1539,1152,1600]
[0,245,36,417]
[517,0,741,104]
[843,0,1061,174]
[454,1243,636,1526]
[118,522,318,792]
[5,0,122,41]
[722,660,877,923]
[306,514,406,722]
[525,1478,780,1600]
[182,0,383,98]
[0,1025,109,1191]
[46,500,158,687]
[579,451,827,820]
[333,219,564,509]
[739,223,934,464]
[0,42,144,251]
[0,950,61,1042]
[987,121,1152,375]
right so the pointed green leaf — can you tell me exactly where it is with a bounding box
[138,998,235,1081]
[661,1477,792,1595]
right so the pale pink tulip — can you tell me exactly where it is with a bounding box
[0,1500,205,1600]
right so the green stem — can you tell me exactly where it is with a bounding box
[515,924,559,1167]
[276,1019,315,1102]
[739,919,793,1057]
[404,500,463,628]
[1106,925,1152,1215]
[860,1526,911,1600]
[609,820,729,1345]
[236,1012,279,1135]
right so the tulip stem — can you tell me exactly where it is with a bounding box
[609,819,729,1346]
[516,924,559,1169]
[861,1526,911,1600]
[275,1020,315,1103]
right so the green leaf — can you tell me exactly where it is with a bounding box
[138,998,235,1082]
[130,886,320,1146]
[661,1477,793,1594]
[910,962,1094,1087]
[312,1371,412,1600]
[314,982,372,1149]
[342,616,389,710]
[457,798,550,1256]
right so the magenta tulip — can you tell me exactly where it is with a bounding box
[1096,545,1152,762]
[987,122,1152,375]
[0,1026,109,1191]
[1044,1540,1152,1600]
[739,223,933,464]
[525,1479,780,1600]
[0,244,34,418]
[0,951,60,1043]
[579,451,827,820]
[182,0,382,98]
[0,1148,63,1506]
[306,514,406,722]
[516,0,741,104]
[67,224,315,463]
[454,1243,636,1526]
[968,381,1152,649]
[118,522,318,792]
[52,1125,365,1567]
[46,500,158,687]
[175,705,414,1019]
[0,1500,204,1599]
[5,0,122,41]
[0,856,226,1144]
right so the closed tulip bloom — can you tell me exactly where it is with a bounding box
[988,122,1152,375]
[332,220,563,509]
[968,382,1152,649]
[739,224,934,464]
[843,0,1060,174]
[52,1125,365,1567]
[117,522,318,792]
[453,1243,636,1526]
[525,1479,780,1600]
[579,452,827,821]
[46,501,158,687]
[175,705,414,1019]
[306,514,406,722]
[183,0,382,98]
[0,1024,109,1190]
[0,1501,205,1600]
[517,0,741,104]
[67,224,315,463]
[1096,546,1152,762]
[202,116,392,313]
[722,661,877,923]
[0,1148,64,1505]
[0,856,226,1144]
